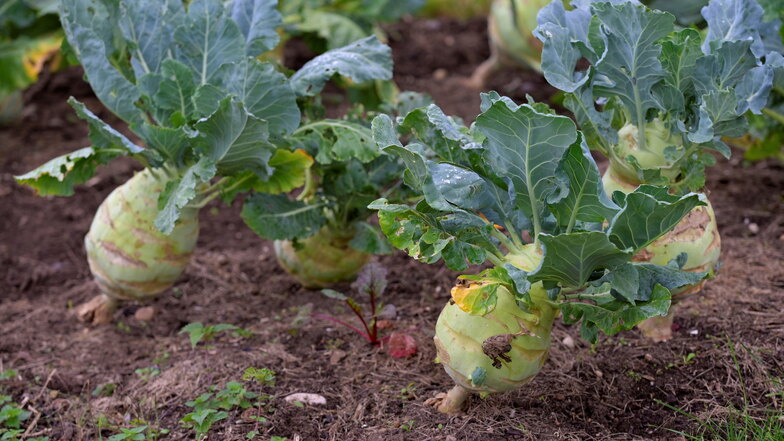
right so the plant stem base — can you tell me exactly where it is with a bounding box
[424,385,471,414]
[76,294,118,325]
[637,312,675,342]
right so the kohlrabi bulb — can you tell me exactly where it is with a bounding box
[81,168,200,324]
[610,119,685,184]
[434,282,556,395]
[274,227,371,289]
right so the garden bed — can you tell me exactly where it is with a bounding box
[1,16,783,441]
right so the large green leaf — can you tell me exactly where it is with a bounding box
[607,187,704,253]
[193,98,276,179]
[701,0,767,57]
[173,0,245,86]
[289,36,392,97]
[608,261,709,303]
[217,59,300,136]
[150,59,197,122]
[15,147,107,196]
[118,0,184,77]
[551,139,618,228]
[371,114,429,191]
[369,198,488,271]
[295,120,378,164]
[229,0,281,56]
[241,193,326,240]
[474,99,576,224]
[154,157,217,234]
[589,2,673,131]
[349,221,393,255]
[60,0,143,125]
[529,232,630,288]
[297,9,366,50]
[561,284,672,343]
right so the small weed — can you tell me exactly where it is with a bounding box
[116,321,131,333]
[92,382,117,397]
[134,367,160,382]
[399,382,417,400]
[181,368,277,440]
[179,322,252,348]
[0,370,17,381]
[0,395,49,441]
[242,368,276,387]
[626,370,643,382]
[107,425,147,441]
[400,420,416,432]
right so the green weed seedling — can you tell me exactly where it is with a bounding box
[0,395,48,441]
[92,383,117,397]
[179,323,252,349]
[181,370,277,440]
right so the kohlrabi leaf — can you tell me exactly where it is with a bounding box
[217,59,300,136]
[588,2,673,131]
[138,125,191,166]
[295,120,378,164]
[297,9,367,50]
[534,0,592,92]
[154,157,217,234]
[173,0,245,86]
[289,36,392,97]
[551,138,619,227]
[369,198,488,271]
[193,98,276,179]
[68,98,146,157]
[118,0,184,77]
[628,261,708,301]
[60,0,143,125]
[349,222,393,255]
[400,104,481,164]
[659,28,702,102]
[229,0,282,56]
[529,232,631,288]
[475,98,576,230]
[241,193,326,240]
[561,284,672,343]
[254,149,314,194]
[562,82,616,154]
[149,58,198,122]
[607,188,704,253]
[701,0,767,57]
[14,147,108,196]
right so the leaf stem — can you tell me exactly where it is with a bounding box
[311,314,372,342]
[762,108,784,125]
[490,228,519,254]
[296,167,316,201]
[505,222,526,249]
[190,174,253,209]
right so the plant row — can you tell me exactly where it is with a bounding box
[12,0,783,415]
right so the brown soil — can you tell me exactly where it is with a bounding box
[1,17,783,441]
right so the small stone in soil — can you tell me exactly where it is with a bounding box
[134,306,155,322]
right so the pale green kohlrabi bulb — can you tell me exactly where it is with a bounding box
[80,168,199,324]
[274,226,371,289]
[608,119,686,185]
[429,244,556,413]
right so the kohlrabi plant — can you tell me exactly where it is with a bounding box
[468,0,552,89]
[534,0,783,339]
[14,0,393,324]
[240,93,428,288]
[369,93,708,413]
[0,0,65,125]
[273,0,423,109]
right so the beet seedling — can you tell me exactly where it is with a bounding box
[315,263,417,358]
